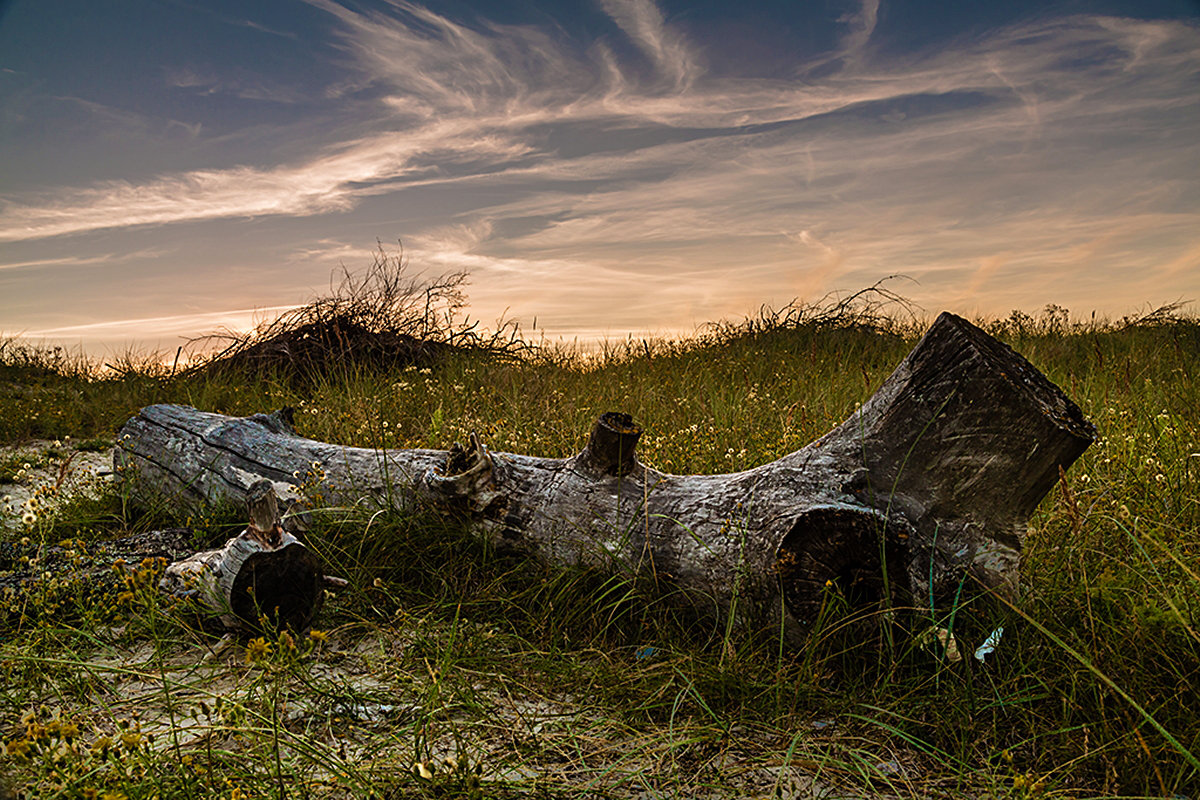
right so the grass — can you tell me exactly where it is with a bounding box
[0,296,1197,799]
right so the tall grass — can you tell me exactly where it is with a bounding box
[1,299,1197,798]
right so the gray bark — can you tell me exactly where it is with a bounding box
[116,312,1095,643]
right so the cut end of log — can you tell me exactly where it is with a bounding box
[160,531,326,633]
[158,484,325,633]
[774,505,914,623]
[836,312,1097,592]
[932,312,1096,445]
[575,412,643,478]
[229,542,325,632]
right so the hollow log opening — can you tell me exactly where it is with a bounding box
[228,546,324,632]
[775,506,915,623]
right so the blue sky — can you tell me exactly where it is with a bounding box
[1,0,1198,355]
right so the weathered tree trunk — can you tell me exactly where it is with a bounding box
[116,312,1095,643]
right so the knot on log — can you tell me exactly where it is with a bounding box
[247,406,297,436]
[421,432,504,513]
[574,412,643,478]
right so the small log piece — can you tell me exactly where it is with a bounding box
[159,480,324,632]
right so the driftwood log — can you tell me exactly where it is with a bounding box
[116,313,1095,643]
[157,480,328,632]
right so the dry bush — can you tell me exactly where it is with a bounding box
[708,276,922,339]
[191,243,525,381]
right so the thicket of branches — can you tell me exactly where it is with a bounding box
[191,244,525,381]
[705,277,922,341]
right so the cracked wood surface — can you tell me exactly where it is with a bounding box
[116,312,1095,644]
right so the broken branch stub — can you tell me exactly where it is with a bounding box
[575,412,643,479]
[118,312,1095,644]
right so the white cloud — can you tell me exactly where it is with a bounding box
[0,120,535,241]
[597,0,700,90]
[838,0,880,66]
[8,6,1193,245]
[22,306,299,337]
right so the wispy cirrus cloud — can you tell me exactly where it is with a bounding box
[22,305,298,337]
[0,248,169,272]
[836,0,880,67]
[164,67,308,104]
[0,118,536,241]
[304,0,593,113]
[7,7,1191,234]
[597,0,700,90]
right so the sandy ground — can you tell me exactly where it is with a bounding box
[0,439,116,524]
[3,622,904,799]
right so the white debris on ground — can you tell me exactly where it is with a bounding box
[0,439,115,525]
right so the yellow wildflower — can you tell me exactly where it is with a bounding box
[245,637,272,664]
[5,738,31,759]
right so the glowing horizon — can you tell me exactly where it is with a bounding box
[1,0,1197,357]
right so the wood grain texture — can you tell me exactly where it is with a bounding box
[117,312,1095,643]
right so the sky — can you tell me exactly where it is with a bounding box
[1,0,1198,357]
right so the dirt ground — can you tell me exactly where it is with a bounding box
[0,439,115,524]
